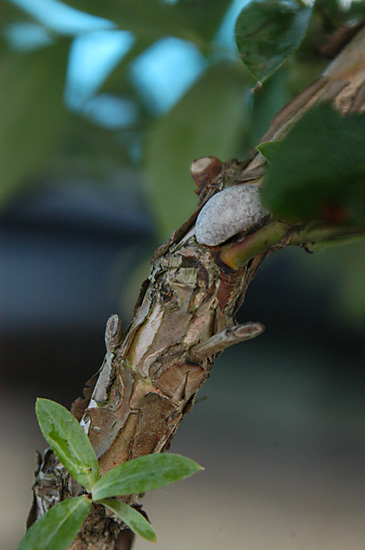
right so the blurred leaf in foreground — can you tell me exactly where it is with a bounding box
[261,103,365,223]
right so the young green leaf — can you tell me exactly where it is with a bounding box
[36,398,99,492]
[92,453,203,501]
[260,103,365,223]
[235,0,313,82]
[18,495,91,550]
[256,140,280,163]
[101,499,156,543]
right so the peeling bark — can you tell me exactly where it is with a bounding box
[28,26,365,550]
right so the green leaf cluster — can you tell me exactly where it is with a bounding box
[18,399,202,550]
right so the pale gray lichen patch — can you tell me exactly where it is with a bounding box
[195,184,269,246]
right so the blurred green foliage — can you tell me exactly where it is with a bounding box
[261,104,365,223]
[1,0,365,326]
[0,38,70,203]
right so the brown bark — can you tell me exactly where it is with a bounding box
[28,25,365,550]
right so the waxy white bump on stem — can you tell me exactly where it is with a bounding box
[195,184,270,246]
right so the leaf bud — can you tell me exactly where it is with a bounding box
[190,156,223,192]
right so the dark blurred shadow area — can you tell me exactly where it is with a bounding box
[1,170,153,398]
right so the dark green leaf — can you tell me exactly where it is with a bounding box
[36,398,99,492]
[257,140,280,163]
[0,40,70,205]
[235,0,313,82]
[261,103,365,223]
[101,499,156,542]
[144,64,252,238]
[18,495,91,550]
[92,453,203,501]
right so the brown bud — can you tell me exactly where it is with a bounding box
[190,156,223,192]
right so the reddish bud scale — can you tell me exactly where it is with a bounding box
[321,201,349,223]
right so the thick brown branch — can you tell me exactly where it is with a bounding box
[28,25,365,550]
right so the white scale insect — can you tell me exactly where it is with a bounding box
[195,183,269,246]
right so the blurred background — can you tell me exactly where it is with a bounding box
[1,0,365,548]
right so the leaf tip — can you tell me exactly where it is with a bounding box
[35,397,47,415]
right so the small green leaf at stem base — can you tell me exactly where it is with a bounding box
[36,398,99,492]
[92,453,203,501]
[101,499,156,543]
[257,140,280,163]
[235,0,313,82]
[17,495,91,550]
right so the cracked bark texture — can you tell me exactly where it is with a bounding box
[27,25,365,550]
